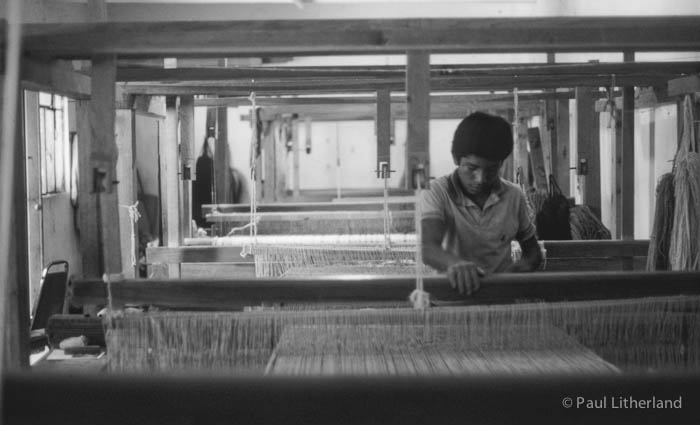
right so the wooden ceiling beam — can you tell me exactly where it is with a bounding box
[193,91,582,108]
[250,101,543,121]
[13,17,700,58]
[20,59,91,99]
[118,73,668,95]
[116,62,700,82]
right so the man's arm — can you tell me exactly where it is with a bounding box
[505,236,542,272]
[422,218,484,295]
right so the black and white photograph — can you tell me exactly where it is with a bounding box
[1,0,700,423]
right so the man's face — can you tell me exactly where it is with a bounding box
[455,155,502,197]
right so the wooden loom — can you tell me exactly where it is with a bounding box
[62,271,700,378]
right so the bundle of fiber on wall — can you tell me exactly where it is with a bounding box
[569,205,611,240]
[669,95,700,271]
[535,177,572,240]
[647,173,675,271]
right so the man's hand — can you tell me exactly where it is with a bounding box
[446,260,485,295]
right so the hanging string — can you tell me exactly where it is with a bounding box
[243,92,260,258]
[119,201,141,267]
[410,170,430,309]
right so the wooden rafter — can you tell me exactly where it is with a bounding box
[11,17,700,58]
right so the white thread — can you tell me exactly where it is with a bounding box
[226,215,261,237]
[119,201,141,267]
[412,183,430,309]
[248,92,259,251]
[102,272,123,326]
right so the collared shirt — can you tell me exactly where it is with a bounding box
[420,170,536,273]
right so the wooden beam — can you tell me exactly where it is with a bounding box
[612,106,623,240]
[2,81,30,370]
[252,101,542,122]
[179,95,195,239]
[405,50,430,187]
[553,99,570,196]
[17,17,700,58]
[69,271,700,311]
[575,87,601,217]
[214,106,229,203]
[76,100,100,278]
[115,62,700,82]
[292,117,300,198]
[668,74,700,97]
[23,91,43,310]
[147,246,250,265]
[194,91,584,108]
[117,74,667,96]
[90,55,122,275]
[261,119,276,203]
[376,89,391,177]
[162,96,181,277]
[115,108,138,278]
[621,52,636,240]
[21,59,91,99]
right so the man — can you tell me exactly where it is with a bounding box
[421,111,542,295]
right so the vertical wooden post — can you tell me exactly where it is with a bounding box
[76,100,100,277]
[613,104,623,239]
[90,55,122,275]
[553,99,570,196]
[115,108,137,278]
[405,50,431,188]
[83,0,121,276]
[576,87,601,218]
[292,118,300,198]
[179,95,195,239]
[214,106,229,204]
[161,96,180,277]
[621,51,636,240]
[261,119,275,203]
[514,118,530,189]
[275,120,288,201]
[376,89,391,177]
[23,91,43,306]
[1,82,31,371]
[541,53,556,185]
[502,108,515,182]
[542,101,555,181]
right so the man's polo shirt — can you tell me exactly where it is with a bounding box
[420,171,536,273]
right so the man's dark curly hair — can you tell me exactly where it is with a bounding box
[451,111,513,162]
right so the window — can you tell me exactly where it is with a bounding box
[39,93,70,195]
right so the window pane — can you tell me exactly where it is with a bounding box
[39,108,47,194]
[39,92,53,107]
[45,108,56,193]
[55,102,65,191]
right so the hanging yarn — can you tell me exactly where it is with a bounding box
[119,201,141,267]
[569,205,611,240]
[669,95,700,271]
[535,175,572,240]
[646,173,675,271]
